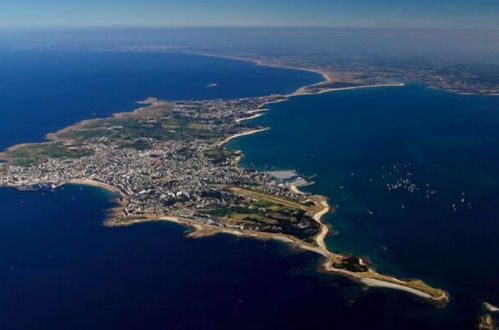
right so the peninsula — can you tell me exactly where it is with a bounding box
[0,75,448,306]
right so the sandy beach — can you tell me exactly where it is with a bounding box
[215,128,269,147]
[312,200,331,251]
[290,82,406,97]
[484,302,499,313]
[235,113,264,123]
[246,109,268,114]
[361,278,433,299]
[68,179,126,197]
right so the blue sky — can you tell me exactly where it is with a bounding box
[0,0,498,29]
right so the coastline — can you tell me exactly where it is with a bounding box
[0,52,448,306]
[67,179,126,197]
[184,51,406,98]
[183,51,332,87]
[202,63,446,304]
[99,176,448,305]
[235,113,264,123]
[360,278,433,299]
[289,82,406,97]
[484,302,499,313]
[215,128,269,147]
[185,51,498,97]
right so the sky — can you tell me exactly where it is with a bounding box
[0,0,498,29]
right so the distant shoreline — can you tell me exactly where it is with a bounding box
[289,82,406,97]
[183,51,332,88]
[185,51,498,97]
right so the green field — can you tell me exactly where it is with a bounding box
[202,188,320,242]
[5,142,93,166]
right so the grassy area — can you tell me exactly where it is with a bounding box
[5,142,93,166]
[229,187,311,211]
[4,102,227,166]
[203,148,238,163]
[203,206,256,218]
[202,188,320,242]
[57,115,223,143]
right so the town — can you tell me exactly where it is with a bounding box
[0,95,322,243]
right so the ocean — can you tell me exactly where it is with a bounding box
[0,50,496,329]
[230,84,499,328]
[0,49,320,150]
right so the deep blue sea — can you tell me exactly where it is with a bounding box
[230,85,499,328]
[0,50,497,329]
[0,50,320,150]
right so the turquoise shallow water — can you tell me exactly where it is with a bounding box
[229,84,499,325]
[0,50,495,329]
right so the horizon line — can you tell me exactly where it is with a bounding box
[0,25,498,32]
